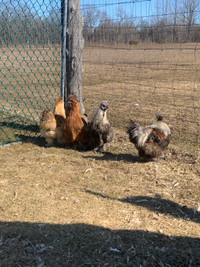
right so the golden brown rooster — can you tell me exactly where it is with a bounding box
[60,94,90,146]
[39,97,66,146]
[89,100,114,152]
[127,115,171,159]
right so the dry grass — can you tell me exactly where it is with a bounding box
[82,43,200,155]
[0,127,200,266]
[0,43,200,265]
[1,43,200,154]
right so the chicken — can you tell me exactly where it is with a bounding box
[39,110,57,146]
[54,97,66,119]
[60,94,90,146]
[89,100,114,152]
[40,97,66,146]
[127,115,171,160]
[53,98,66,144]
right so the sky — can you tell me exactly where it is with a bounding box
[81,0,157,18]
[2,0,158,20]
[3,0,200,24]
[81,0,200,24]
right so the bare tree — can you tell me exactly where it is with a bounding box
[182,0,200,41]
[115,8,137,44]
[82,5,102,43]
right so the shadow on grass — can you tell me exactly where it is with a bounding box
[15,135,92,154]
[84,190,200,224]
[14,135,142,159]
[16,134,48,147]
[0,221,199,266]
[0,121,40,145]
[16,135,91,152]
[83,152,143,163]
[0,121,40,133]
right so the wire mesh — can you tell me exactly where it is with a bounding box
[0,0,62,145]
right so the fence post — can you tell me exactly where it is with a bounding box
[66,0,85,113]
[61,0,67,99]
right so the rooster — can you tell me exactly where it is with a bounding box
[39,97,66,146]
[89,100,114,152]
[127,115,171,160]
[60,94,90,146]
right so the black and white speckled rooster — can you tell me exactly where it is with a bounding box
[127,115,171,159]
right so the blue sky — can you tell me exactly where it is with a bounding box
[81,0,156,19]
[80,0,200,24]
[5,0,200,24]
[7,0,158,20]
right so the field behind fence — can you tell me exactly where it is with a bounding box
[83,42,200,156]
[1,43,200,155]
[0,0,200,156]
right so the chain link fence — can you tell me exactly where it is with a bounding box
[1,0,200,156]
[0,0,62,145]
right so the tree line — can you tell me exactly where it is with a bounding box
[1,0,200,46]
[82,0,200,44]
[0,2,61,46]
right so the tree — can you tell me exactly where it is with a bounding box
[182,0,200,41]
[82,5,104,43]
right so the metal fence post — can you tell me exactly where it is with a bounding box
[61,0,67,99]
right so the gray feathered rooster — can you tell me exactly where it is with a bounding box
[127,115,171,159]
[89,101,114,152]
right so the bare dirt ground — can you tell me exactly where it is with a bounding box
[0,127,199,266]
